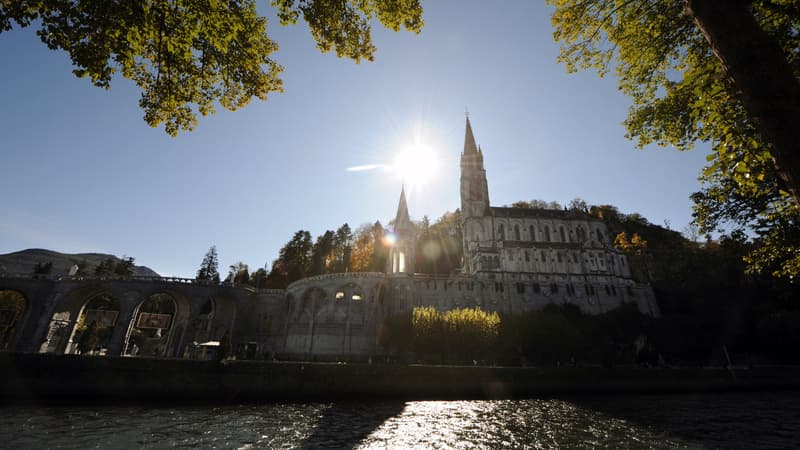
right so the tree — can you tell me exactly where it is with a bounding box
[550,0,800,280]
[267,229,313,287]
[0,0,423,136]
[350,223,379,272]
[614,232,647,255]
[332,223,353,273]
[217,330,232,362]
[77,320,100,355]
[93,258,116,277]
[196,245,220,283]
[32,261,52,275]
[250,266,268,289]
[550,0,800,206]
[114,256,136,277]
[568,198,588,212]
[310,230,334,276]
[226,261,250,285]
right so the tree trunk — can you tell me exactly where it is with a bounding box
[685,0,800,207]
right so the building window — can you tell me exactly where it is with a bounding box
[533,283,541,293]
[544,225,551,242]
[530,225,536,241]
[498,224,505,240]
[514,224,521,241]
[560,226,566,242]
[516,283,525,294]
[612,285,617,296]
[525,251,530,262]
[335,291,345,300]
[557,253,563,263]
[627,286,634,296]
[597,229,604,242]
[550,283,559,294]
[605,285,611,296]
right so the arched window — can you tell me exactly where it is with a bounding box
[524,251,530,262]
[559,226,566,242]
[514,224,521,241]
[596,228,604,242]
[544,225,551,242]
[529,225,536,241]
[0,290,26,351]
[498,224,505,240]
[125,292,177,358]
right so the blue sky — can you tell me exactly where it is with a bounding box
[0,1,710,277]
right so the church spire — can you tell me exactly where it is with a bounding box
[394,184,411,230]
[464,115,479,155]
[388,185,415,274]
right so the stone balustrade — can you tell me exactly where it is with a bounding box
[0,273,285,293]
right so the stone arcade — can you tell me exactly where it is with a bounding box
[0,118,658,360]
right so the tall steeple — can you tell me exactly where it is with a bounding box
[460,115,490,218]
[464,115,479,155]
[388,185,415,274]
[394,184,411,231]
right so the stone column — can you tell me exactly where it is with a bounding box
[106,291,139,356]
[24,291,64,353]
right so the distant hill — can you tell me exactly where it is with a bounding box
[0,249,160,277]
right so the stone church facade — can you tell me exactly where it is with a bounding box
[0,118,657,361]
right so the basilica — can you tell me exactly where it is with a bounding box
[1,117,658,360]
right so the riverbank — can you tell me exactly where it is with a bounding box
[2,353,799,404]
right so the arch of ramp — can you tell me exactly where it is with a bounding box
[67,292,121,356]
[187,295,237,357]
[40,283,128,355]
[123,291,189,358]
[0,289,28,351]
[298,286,328,321]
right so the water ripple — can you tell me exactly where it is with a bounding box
[2,392,799,449]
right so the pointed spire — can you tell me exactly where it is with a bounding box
[394,185,411,230]
[464,115,478,155]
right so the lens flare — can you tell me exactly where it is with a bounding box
[393,142,439,189]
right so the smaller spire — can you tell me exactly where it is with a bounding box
[394,185,411,230]
[464,115,478,155]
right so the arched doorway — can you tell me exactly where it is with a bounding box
[0,290,26,350]
[70,293,120,356]
[124,292,177,357]
[184,298,216,359]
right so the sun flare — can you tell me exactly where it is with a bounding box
[393,142,439,190]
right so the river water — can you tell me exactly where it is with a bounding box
[2,392,799,448]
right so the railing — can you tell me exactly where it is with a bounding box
[0,273,286,293]
[286,272,385,290]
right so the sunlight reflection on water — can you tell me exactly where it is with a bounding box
[357,400,689,449]
[2,393,799,449]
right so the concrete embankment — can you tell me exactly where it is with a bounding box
[2,353,799,404]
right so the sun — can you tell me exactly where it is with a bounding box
[393,141,439,190]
